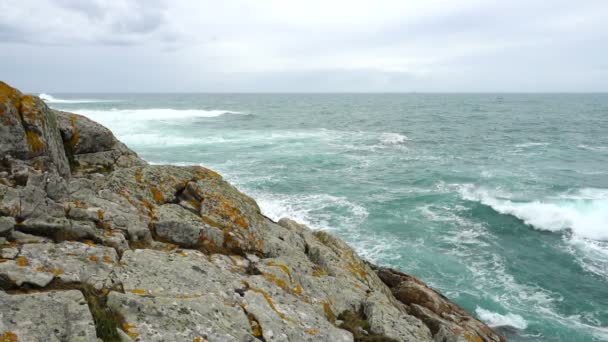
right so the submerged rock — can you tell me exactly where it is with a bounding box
[0,81,503,341]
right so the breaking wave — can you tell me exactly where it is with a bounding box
[459,186,608,241]
[73,108,243,123]
[39,93,116,104]
[475,307,528,330]
[380,132,408,145]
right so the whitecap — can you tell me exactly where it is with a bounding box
[475,307,528,330]
[73,108,243,123]
[459,185,608,280]
[458,185,608,241]
[514,142,549,148]
[380,132,409,145]
[39,93,117,104]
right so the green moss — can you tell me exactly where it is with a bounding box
[80,284,124,342]
[337,310,398,342]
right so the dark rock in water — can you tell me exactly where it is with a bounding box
[373,265,506,342]
[0,81,503,341]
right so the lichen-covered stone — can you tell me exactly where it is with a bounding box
[154,203,224,249]
[0,81,70,179]
[0,241,118,289]
[0,290,97,341]
[107,292,253,342]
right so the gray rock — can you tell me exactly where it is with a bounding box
[0,216,14,236]
[0,82,70,179]
[0,290,97,341]
[107,291,253,342]
[0,241,118,288]
[155,203,224,249]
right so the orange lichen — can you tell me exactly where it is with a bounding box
[312,266,327,277]
[263,273,288,291]
[305,328,319,335]
[265,261,293,282]
[83,240,96,246]
[15,257,28,267]
[88,255,99,262]
[129,289,147,295]
[247,313,263,337]
[72,200,87,209]
[102,255,114,264]
[192,166,221,180]
[68,115,80,148]
[193,338,203,342]
[134,169,143,183]
[249,287,292,322]
[150,186,164,204]
[323,301,336,323]
[345,260,368,281]
[122,323,139,339]
[51,268,64,276]
[97,209,104,221]
[0,331,18,342]
[25,131,44,153]
[463,332,484,342]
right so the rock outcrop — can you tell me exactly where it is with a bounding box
[0,81,504,342]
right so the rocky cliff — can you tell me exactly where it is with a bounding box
[0,81,504,342]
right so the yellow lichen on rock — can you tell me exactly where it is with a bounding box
[0,331,18,342]
[68,114,80,148]
[25,131,44,153]
[15,257,28,267]
[122,323,139,339]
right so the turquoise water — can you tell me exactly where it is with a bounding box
[44,93,608,341]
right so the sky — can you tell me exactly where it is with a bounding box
[0,0,607,93]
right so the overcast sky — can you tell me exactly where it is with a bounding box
[1,0,607,92]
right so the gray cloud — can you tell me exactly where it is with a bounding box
[0,0,606,92]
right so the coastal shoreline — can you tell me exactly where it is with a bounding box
[0,81,503,341]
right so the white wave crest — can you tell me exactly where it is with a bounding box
[74,108,242,123]
[475,307,528,330]
[459,186,608,241]
[460,185,608,280]
[39,93,116,104]
[380,132,408,145]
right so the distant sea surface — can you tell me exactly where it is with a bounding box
[43,92,608,341]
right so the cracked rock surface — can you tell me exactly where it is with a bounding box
[0,81,504,342]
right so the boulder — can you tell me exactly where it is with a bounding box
[0,290,97,342]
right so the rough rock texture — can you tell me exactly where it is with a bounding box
[0,81,503,341]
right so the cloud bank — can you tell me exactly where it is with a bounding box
[1,0,606,92]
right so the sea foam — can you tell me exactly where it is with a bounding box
[39,93,116,104]
[380,132,408,145]
[459,186,608,241]
[475,307,528,330]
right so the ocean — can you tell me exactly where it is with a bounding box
[42,92,608,341]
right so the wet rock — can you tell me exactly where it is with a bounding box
[374,266,505,342]
[0,290,97,341]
